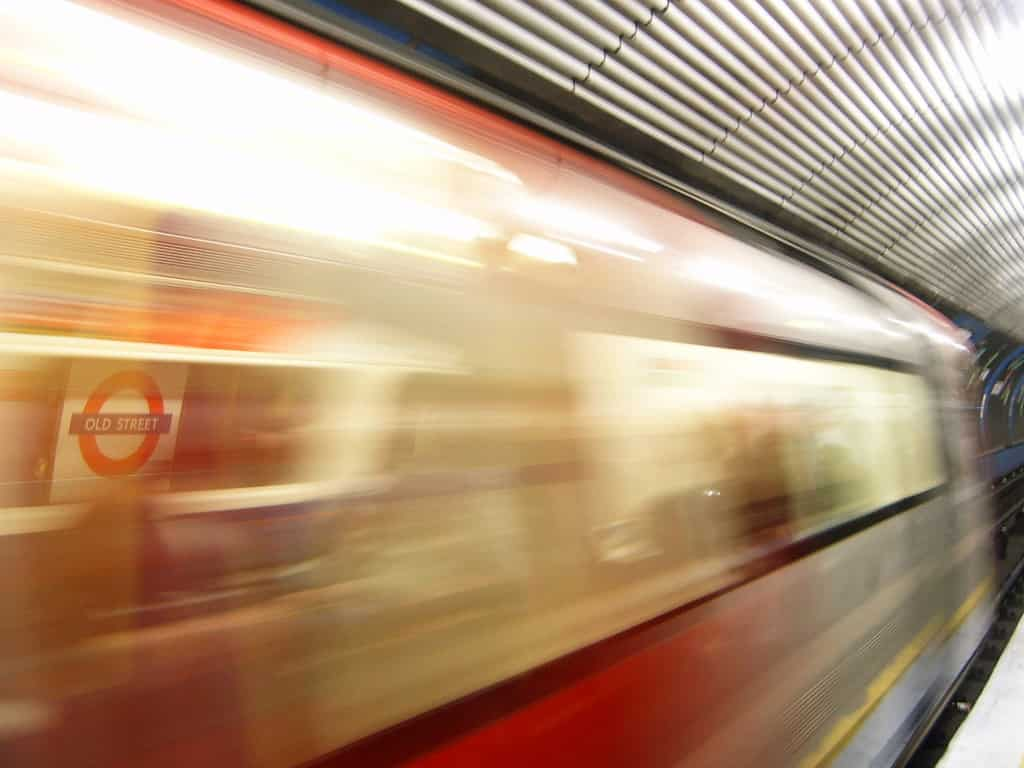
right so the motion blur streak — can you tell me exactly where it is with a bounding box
[0,1,993,768]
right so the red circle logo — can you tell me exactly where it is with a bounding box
[75,371,166,477]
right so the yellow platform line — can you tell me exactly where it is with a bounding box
[799,575,993,768]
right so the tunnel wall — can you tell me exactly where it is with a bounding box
[955,313,1024,482]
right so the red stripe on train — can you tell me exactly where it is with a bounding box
[304,569,794,768]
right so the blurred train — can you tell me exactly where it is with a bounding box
[0,1,996,767]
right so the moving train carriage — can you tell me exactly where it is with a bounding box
[0,289,982,768]
[0,254,993,766]
[0,1,996,767]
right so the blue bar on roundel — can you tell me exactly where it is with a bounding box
[69,413,173,435]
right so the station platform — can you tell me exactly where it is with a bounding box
[937,600,1024,767]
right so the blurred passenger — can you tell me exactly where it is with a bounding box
[731,406,796,552]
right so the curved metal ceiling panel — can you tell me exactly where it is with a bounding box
[382,0,1024,333]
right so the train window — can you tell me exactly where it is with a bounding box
[572,334,875,564]
[569,333,740,567]
[172,365,323,490]
[570,334,945,567]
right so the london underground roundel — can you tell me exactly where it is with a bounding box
[51,361,186,499]
[70,371,172,476]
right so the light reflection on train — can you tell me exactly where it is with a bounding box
[0,1,994,767]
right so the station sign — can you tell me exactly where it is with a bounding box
[51,361,185,500]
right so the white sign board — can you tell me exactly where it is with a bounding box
[51,360,186,501]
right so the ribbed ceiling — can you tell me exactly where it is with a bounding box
[299,0,1024,334]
